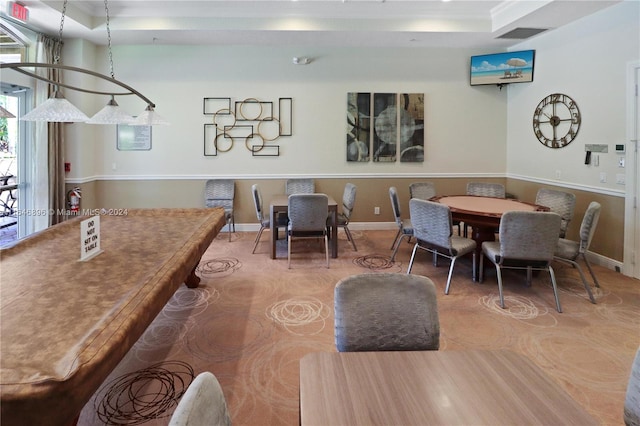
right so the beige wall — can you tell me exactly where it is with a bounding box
[69,175,622,261]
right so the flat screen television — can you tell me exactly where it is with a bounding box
[470,50,535,86]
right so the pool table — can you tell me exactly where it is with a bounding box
[0,208,225,426]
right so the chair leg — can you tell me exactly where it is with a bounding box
[390,228,402,250]
[479,253,485,282]
[472,251,477,282]
[526,266,532,286]
[406,243,419,273]
[445,256,457,295]
[548,265,562,313]
[390,234,408,262]
[570,259,597,304]
[227,217,232,242]
[581,253,601,288]
[287,234,292,269]
[344,227,357,251]
[252,226,265,254]
[324,235,330,269]
[496,264,505,308]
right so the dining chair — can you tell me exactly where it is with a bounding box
[406,198,477,291]
[409,182,436,200]
[169,371,231,426]
[463,182,505,236]
[287,193,329,268]
[479,210,563,312]
[251,184,287,254]
[409,181,462,235]
[332,183,358,251]
[554,201,601,304]
[535,188,576,238]
[624,346,640,426]
[285,178,315,195]
[205,179,235,241]
[466,182,506,198]
[389,186,413,262]
[334,273,439,352]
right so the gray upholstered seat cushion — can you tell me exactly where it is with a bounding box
[334,273,439,352]
[555,238,580,260]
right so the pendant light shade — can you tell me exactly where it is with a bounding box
[21,90,89,123]
[131,105,170,126]
[0,105,15,118]
[1,0,167,126]
[87,96,134,125]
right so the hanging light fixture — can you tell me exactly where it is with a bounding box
[87,0,133,125]
[0,106,16,119]
[0,0,168,126]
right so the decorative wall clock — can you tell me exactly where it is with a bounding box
[532,93,581,148]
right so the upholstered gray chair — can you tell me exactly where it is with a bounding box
[169,371,231,426]
[480,211,563,312]
[205,179,235,241]
[333,183,357,251]
[287,193,329,268]
[535,188,576,238]
[407,198,477,292]
[464,182,505,236]
[625,346,640,426]
[409,182,436,200]
[251,184,285,254]
[285,178,315,195]
[409,181,462,235]
[334,273,439,352]
[389,186,413,262]
[554,201,601,304]
[466,182,506,198]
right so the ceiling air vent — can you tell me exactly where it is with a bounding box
[497,28,548,39]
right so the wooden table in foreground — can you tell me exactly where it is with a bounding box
[300,350,597,426]
[0,208,225,426]
[269,194,338,259]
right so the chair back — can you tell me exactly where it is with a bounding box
[169,371,231,426]
[579,201,601,253]
[205,179,235,212]
[288,194,328,232]
[389,187,403,227]
[251,184,264,222]
[535,188,576,237]
[499,211,561,262]
[466,182,505,198]
[341,183,357,220]
[409,198,453,251]
[334,273,439,352]
[285,178,315,195]
[625,346,640,426]
[409,182,436,200]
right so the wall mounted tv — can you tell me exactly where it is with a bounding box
[470,50,535,86]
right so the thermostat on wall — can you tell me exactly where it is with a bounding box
[615,144,625,153]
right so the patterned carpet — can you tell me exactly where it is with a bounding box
[78,229,640,425]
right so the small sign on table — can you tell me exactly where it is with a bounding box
[80,215,103,261]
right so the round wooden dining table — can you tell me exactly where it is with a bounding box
[431,195,549,277]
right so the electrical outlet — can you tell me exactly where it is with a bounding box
[599,172,607,183]
[555,170,561,179]
[616,174,626,185]
[374,206,380,215]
